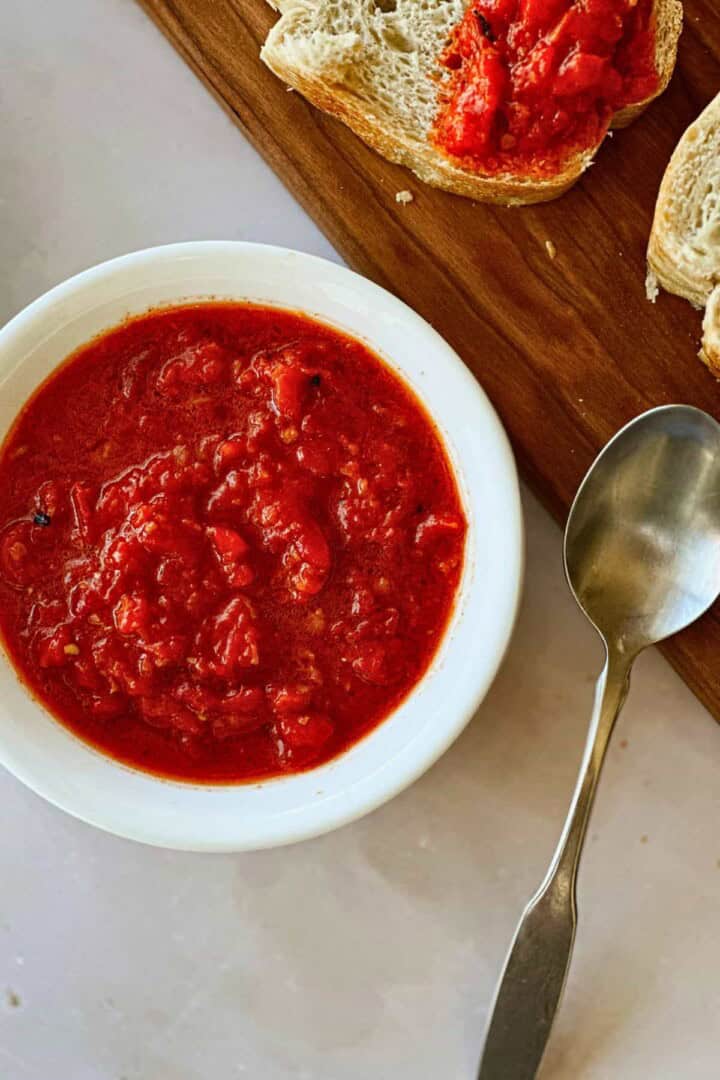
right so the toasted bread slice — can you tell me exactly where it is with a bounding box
[647,92,720,376]
[262,0,682,206]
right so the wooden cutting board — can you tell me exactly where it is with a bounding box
[139,0,720,716]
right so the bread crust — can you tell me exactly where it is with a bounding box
[262,0,683,206]
[648,92,720,307]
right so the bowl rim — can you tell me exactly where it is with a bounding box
[0,241,523,850]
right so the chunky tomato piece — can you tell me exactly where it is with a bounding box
[105,535,146,579]
[214,434,246,472]
[434,0,659,176]
[554,52,616,97]
[519,0,570,36]
[0,522,36,586]
[34,479,64,520]
[207,525,254,587]
[438,45,508,158]
[0,303,465,782]
[245,411,276,454]
[276,712,333,757]
[415,513,464,548]
[295,438,334,477]
[90,694,127,720]
[89,637,155,697]
[249,488,330,599]
[113,592,151,636]
[269,361,309,421]
[338,607,405,686]
[206,469,249,515]
[157,342,228,394]
[130,498,202,560]
[36,624,77,668]
[138,694,202,734]
[174,683,265,740]
[285,520,331,598]
[28,598,66,629]
[97,470,141,525]
[72,655,106,691]
[195,596,260,678]
[351,642,403,686]
[208,525,249,561]
[145,634,187,668]
[70,482,96,543]
[268,682,314,716]
[243,346,323,426]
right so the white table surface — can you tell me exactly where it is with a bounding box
[1,3,718,1078]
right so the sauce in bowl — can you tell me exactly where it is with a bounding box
[0,303,466,782]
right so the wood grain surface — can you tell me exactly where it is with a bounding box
[138,0,720,717]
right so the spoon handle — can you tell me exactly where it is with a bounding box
[477,649,632,1080]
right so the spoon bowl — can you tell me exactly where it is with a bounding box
[565,405,720,653]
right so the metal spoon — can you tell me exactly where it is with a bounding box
[478,405,720,1080]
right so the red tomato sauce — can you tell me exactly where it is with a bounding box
[433,0,659,177]
[0,304,466,782]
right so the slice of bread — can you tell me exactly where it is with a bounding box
[261,0,683,206]
[647,92,720,376]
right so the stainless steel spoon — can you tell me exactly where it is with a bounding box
[478,405,720,1080]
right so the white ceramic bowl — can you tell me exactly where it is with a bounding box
[0,242,522,851]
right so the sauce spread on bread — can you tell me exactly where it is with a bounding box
[434,0,659,176]
[0,303,466,782]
